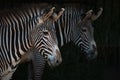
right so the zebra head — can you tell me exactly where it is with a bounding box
[31,8,64,67]
[71,8,103,60]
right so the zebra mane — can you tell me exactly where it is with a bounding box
[0,3,53,20]
[0,3,52,13]
[52,3,85,20]
[0,3,53,28]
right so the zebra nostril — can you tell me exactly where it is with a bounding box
[56,60,59,64]
[92,45,97,51]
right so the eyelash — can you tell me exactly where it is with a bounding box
[43,32,49,35]
[82,28,87,32]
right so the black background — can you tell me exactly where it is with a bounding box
[0,0,120,80]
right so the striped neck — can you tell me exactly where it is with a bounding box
[55,6,82,47]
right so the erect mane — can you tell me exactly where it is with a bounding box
[0,3,52,17]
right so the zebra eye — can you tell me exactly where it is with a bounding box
[43,31,49,35]
[82,28,87,32]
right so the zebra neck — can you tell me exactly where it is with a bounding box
[55,6,83,47]
[55,20,69,47]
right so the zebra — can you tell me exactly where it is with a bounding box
[26,4,103,80]
[0,4,64,80]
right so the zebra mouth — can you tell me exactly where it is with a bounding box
[80,48,97,60]
[47,58,57,67]
[86,50,98,60]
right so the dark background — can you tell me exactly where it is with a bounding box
[0,0,120,80]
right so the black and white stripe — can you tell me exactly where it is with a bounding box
[29,4,102,80]
[0,4,62,80]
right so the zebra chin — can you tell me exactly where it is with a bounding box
[85,50,98,60]
[47,58,62,67]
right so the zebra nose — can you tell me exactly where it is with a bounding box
[86,44,98,60]
[88,44,97,60]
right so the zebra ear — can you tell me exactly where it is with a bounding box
[82,9,93,22]
[42,7,55,22]
[82,8,103,22]
[38,7,55,24]
[52,8,65,22]
[91,8,103,21]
